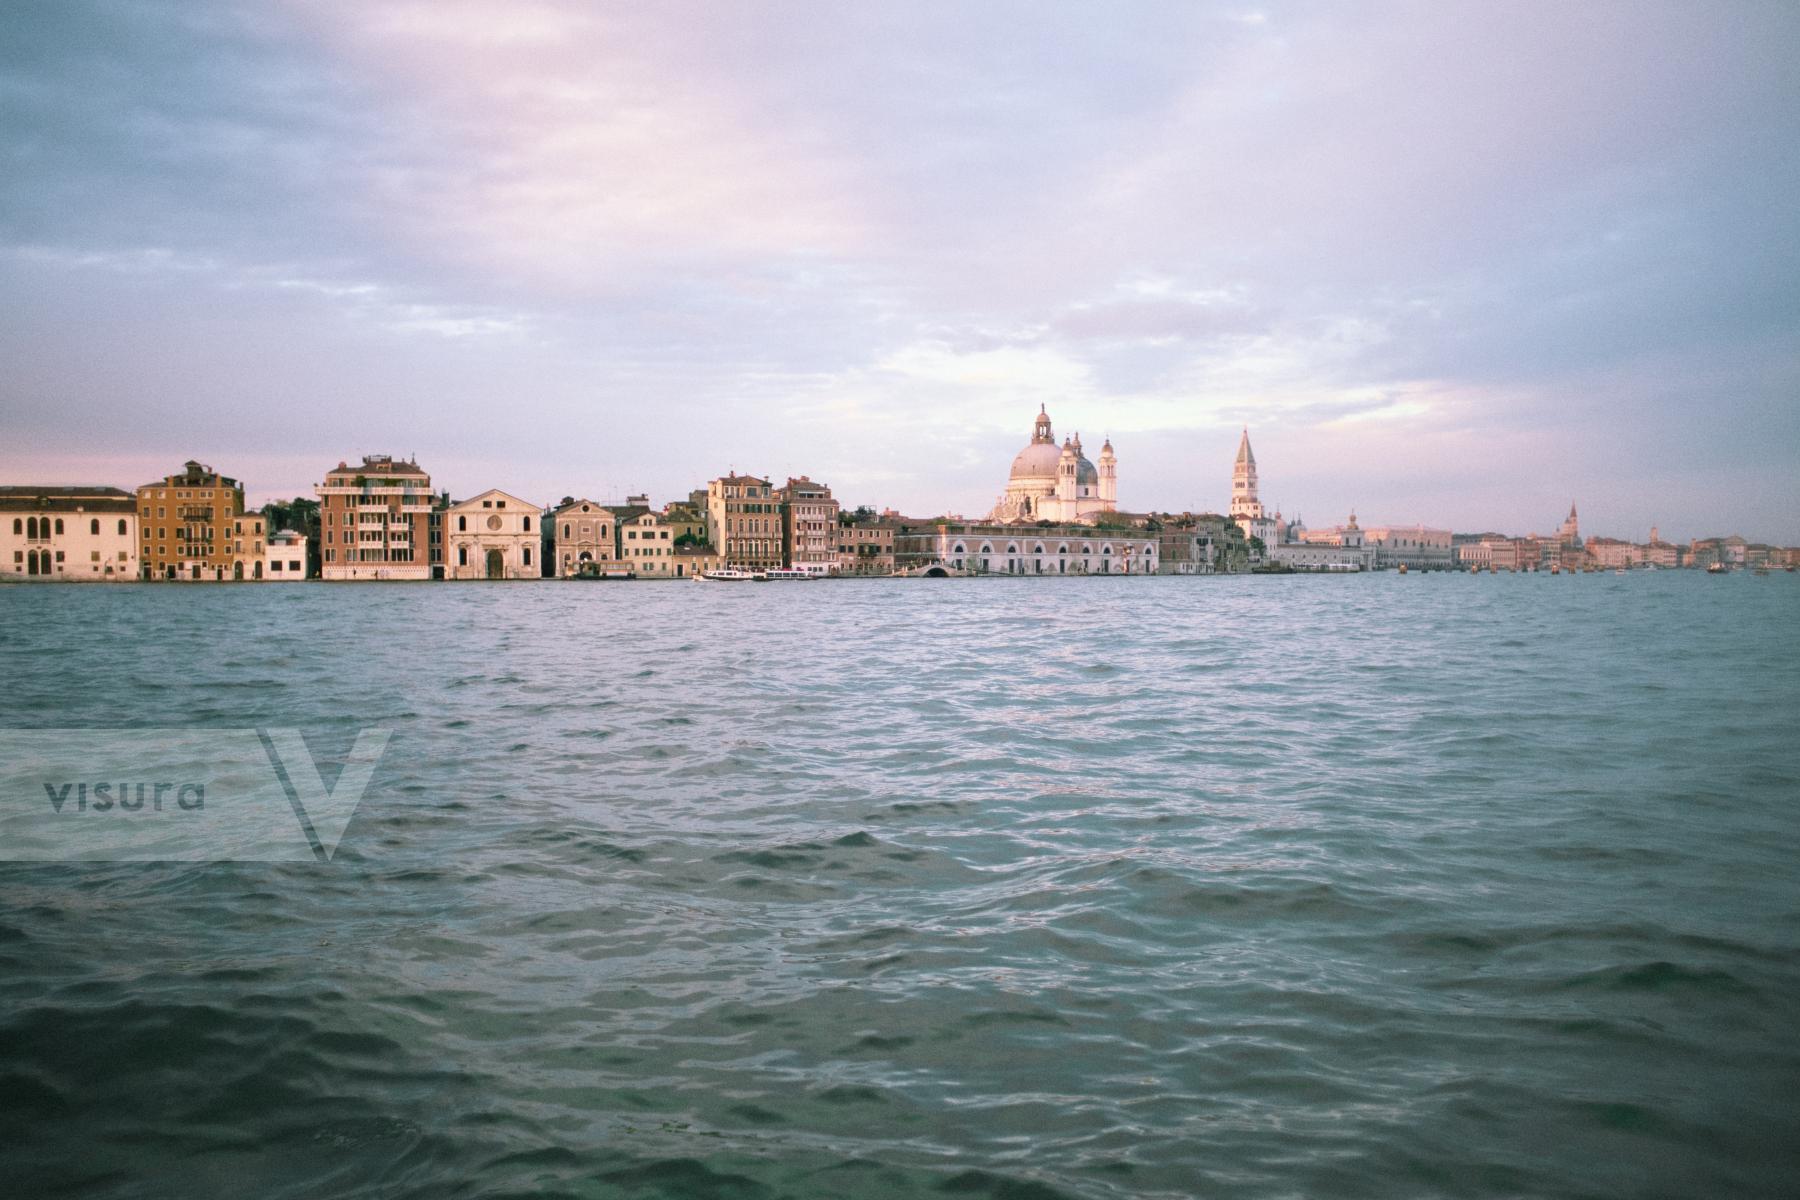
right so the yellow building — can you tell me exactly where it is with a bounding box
[136,461,248,581]
[706,474,782,570]
[614,507,678,577]
[230,512,267,580]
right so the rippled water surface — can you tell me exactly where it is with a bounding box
[3,573,1799,1198]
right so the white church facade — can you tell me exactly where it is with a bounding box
[989,406,1117,524]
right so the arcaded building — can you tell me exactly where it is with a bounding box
[894,520,1158,575]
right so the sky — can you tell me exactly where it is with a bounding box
[2,0,1797,542]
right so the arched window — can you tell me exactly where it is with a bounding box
[91,518,100,535]
[118,519,127,535]
[457,515,467,532]
[457,546,468,566]
[563,524,571,538]
[26,517,38,539]
[11,518,19,535]
[523,516,532,532]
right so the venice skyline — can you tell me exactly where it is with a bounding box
[3,2,1797,543]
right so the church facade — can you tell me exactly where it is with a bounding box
[989,406,1116,524]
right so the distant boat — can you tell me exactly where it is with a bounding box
[697,568,756,582]
[1707,563,1729,575]
[1398,563,1408,575]
[762,568,814,581]
[1614,567,1627,575]
[1753,567,1770,577]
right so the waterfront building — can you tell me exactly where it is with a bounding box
[894,520,1158,575]
[706,474,783,570]
[662,500,708,546]
[672,543,723,578]
[1364,525,1455,570]
[264,528,309,580]
[1586,536,1640,569]
[228,511,267,580]
[837,513,898,575]
[1642,526,1680,568]
[136,461,248,581]
[445,489,540,579]
[553,498,620,577]
[317,455,435,580]
[778,476,840,575]
[989,406,1117,524]
[1557,503,1581,547]
[1689,535,1754,569]
[1453,532,1508,569]
[1,486,138,580]
[1272,511,1377,571]
[1228,430,1278,554]
[615,507,678,577]
[1156,513,1238,574]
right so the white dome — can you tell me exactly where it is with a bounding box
[1010,442,1064,480]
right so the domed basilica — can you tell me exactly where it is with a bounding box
[989,405,1117,524]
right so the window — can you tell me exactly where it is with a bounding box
[458,547,468,566]
[563,524,571,539]
[457,515,467,532]
[90,518,100,535]
[10,519,17,535]
[523,546,532,566]
[117,519,127,535]
[522,516,530,531]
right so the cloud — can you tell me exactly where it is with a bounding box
[1,0,1798,539]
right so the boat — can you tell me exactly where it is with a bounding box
[697,568,757,582]
[762,568,814,581]
[571,564,635,580]
[1753,567,1770,577]
[1614,567,1627,575]
[1398,563,1408,575]
[1707,563,1729,575]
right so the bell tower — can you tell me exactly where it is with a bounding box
[1230,429,1264,520]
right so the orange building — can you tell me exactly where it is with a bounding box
[136,460,251,581]
[317,455,436,580]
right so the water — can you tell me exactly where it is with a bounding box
[2,572,1798,1198]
